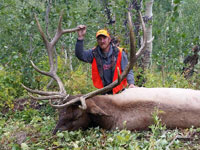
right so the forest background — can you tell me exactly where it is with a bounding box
[0,0,200,149]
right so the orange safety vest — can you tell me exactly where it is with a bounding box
[92,47,127,94]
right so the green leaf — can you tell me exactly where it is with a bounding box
[174,0,181,4]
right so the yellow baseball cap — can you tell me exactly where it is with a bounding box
[96,29,110,38]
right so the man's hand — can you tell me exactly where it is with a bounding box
[128,84,137,88]
[77,25,86,40]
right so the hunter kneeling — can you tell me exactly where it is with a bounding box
[75,26,136,94]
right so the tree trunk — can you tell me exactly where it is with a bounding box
[141,0,154,69]
[69,33,73,71]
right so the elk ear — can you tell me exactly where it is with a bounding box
[90,106,109,116]
[87,102,109,116]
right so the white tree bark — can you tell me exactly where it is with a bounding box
[69,33,73,71]
[64,46,68,65]
[142,0,154,69]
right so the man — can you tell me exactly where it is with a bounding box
[75,25,135,94]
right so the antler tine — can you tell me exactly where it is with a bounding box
[30,60,66,95]
[29,93,64,100]
[50,96,86,109]
[35,14,49,49]
[51,11,64,47]
[121,11,137,75]
[22,84,60,96]
[62,27,80,34]
[50,11,138,109]
[35,13,54,69]
[30,60,51,77]
[135,12,154,59]
[58,10,64,32]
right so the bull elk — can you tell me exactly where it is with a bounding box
[22,11,200,135]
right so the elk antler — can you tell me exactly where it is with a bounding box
[23,11,153,109]
[22,11,79,101]
[49,11,154,109]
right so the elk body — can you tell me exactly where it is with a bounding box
[53,88,200,134]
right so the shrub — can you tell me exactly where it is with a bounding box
[141,67,198,89]
[0,67,26,111]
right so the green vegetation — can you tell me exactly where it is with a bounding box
[0,0,200,149]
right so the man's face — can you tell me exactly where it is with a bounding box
[97,35,111,52]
